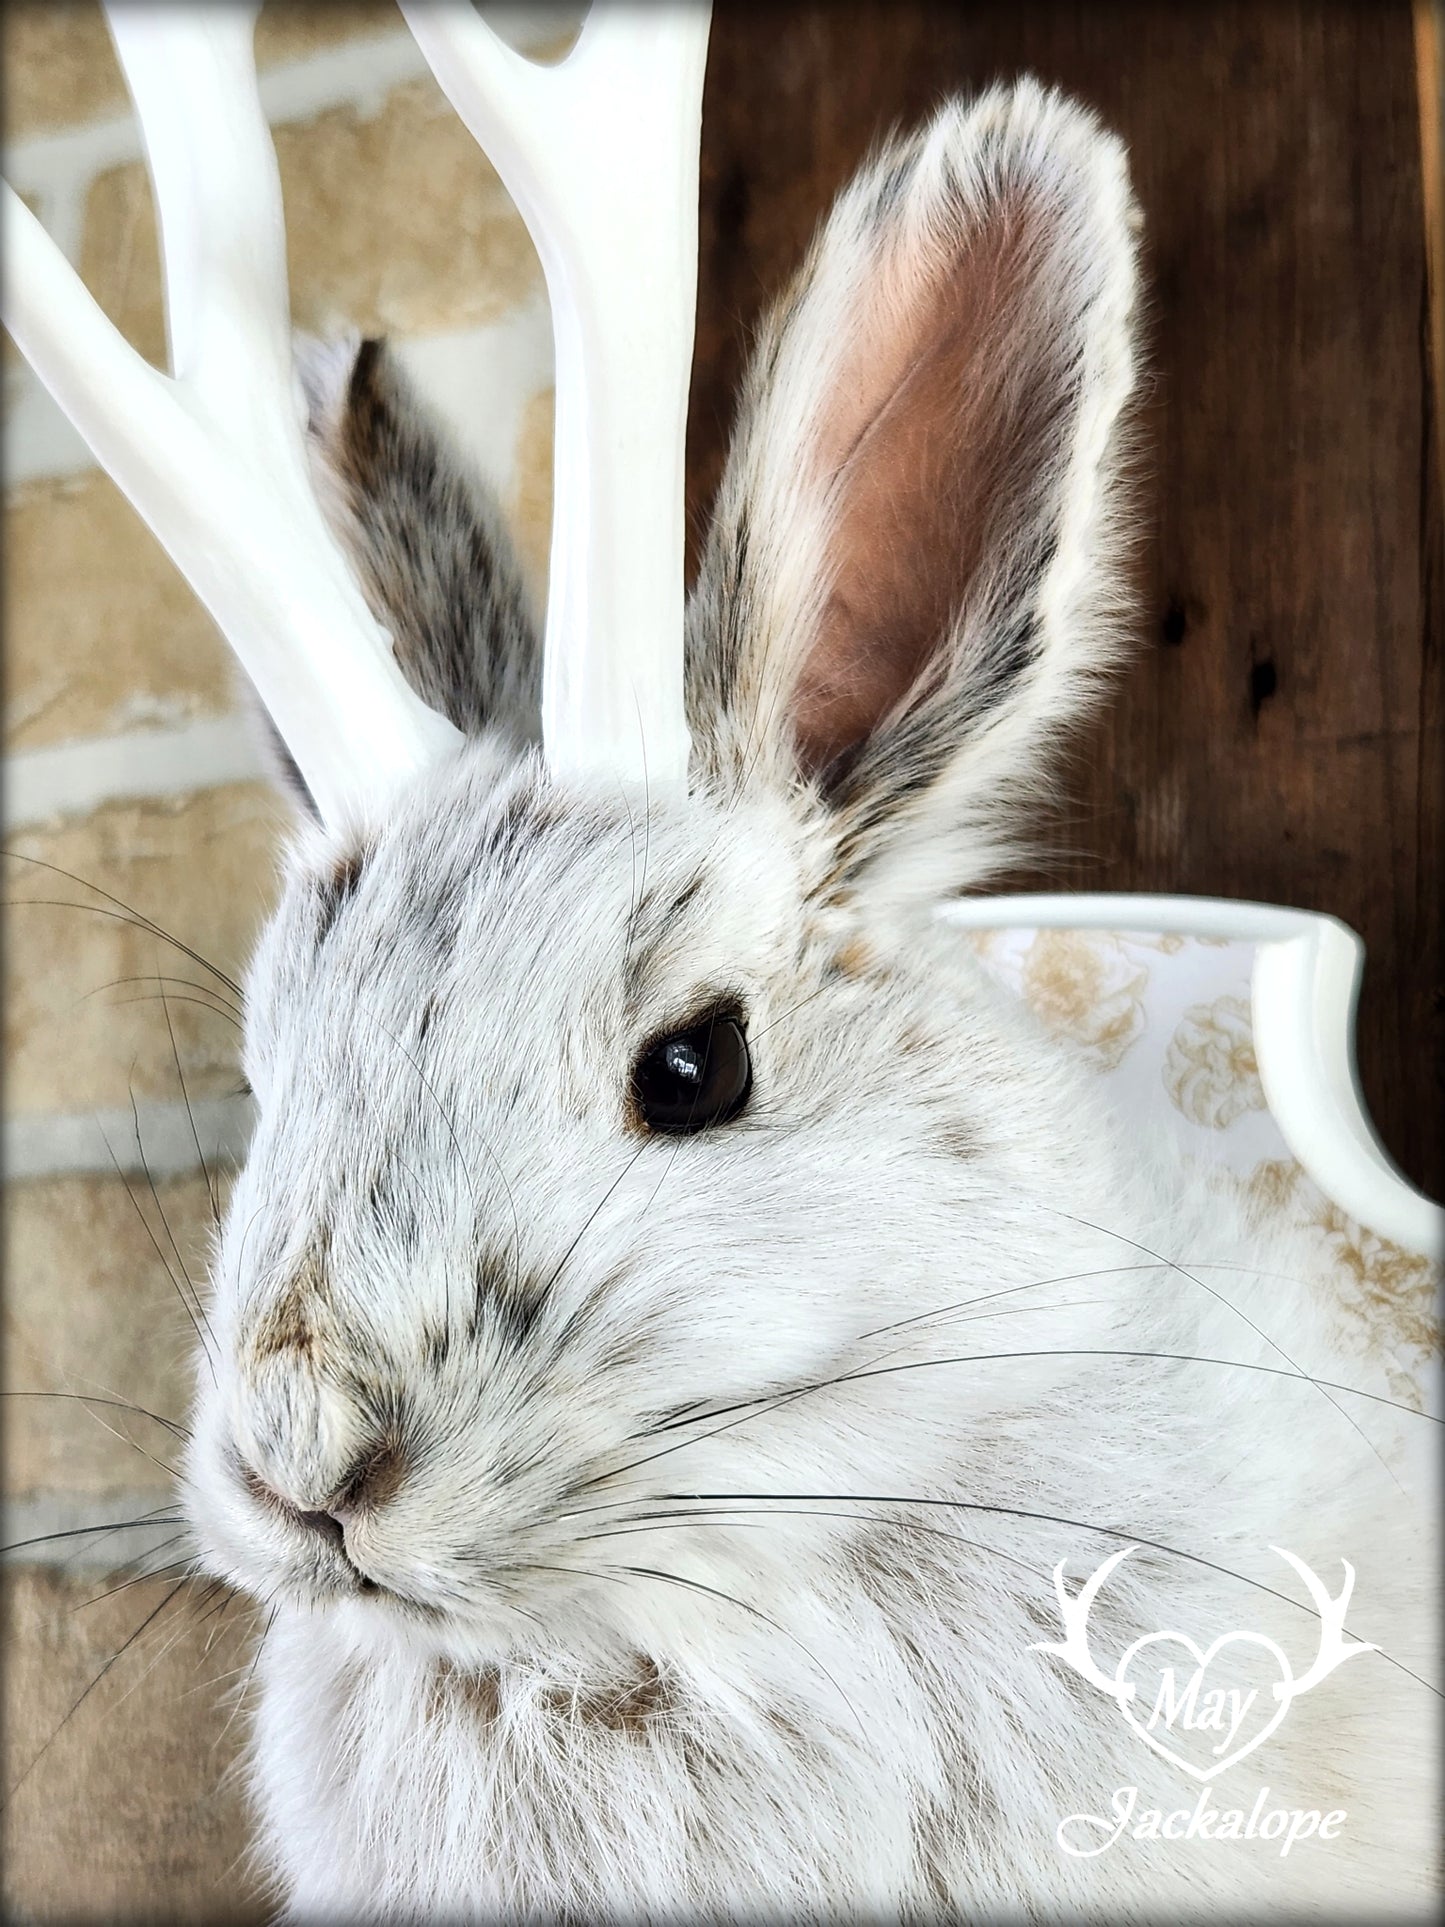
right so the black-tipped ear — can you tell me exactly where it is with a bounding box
[689,81,1141,910]
[298,335,542,749]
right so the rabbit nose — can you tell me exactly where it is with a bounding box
[240,1437,406,1527]
[296,1508,346,1551]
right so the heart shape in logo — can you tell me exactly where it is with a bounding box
[1114,1631,1293,1780]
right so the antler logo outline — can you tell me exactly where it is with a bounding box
[1031,1545,1377,1780]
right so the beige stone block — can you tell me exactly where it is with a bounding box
[79,76,543,366]
[254,0,405,70]
[2,1,406,141]
[2,1567,264,1923]
[5,472,235,753]
[5,783,283,1117]
[3,1172,224,1503]
[508,384,556,605]
[1,3,125,144]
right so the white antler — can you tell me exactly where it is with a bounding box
[401,0,710,790]
[1270,1549,1378,1699]
[1029,1546,1138,1703]
[1,4,461,828]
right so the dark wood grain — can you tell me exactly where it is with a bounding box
[687,0,1444,1200]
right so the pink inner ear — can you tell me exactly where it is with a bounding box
[789,196,1073,776]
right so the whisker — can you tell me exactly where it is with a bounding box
[111,989,243,1031]
[114,1093,219,1377]
[573,1503,1050,1588]
[4,847,242,995]
[2,1513,181,1557]
[70,1546,194,1613]
[748,980,830,1043]
[83,970,243,1022]
[2,1576,191,1807]
[597,1337,1434,1501]
[1052,1210,1412,1495]
[213,1601,277,1754]
[617,1492,1440,1700]
[53,1393,180,1482]
[516,1558,867,1741]
[834,1346,1440,1422]
[853,1262,1169,1346]
[156,967,222,1225]
[97,1118,216,1383]
[538,1140,652,1305]
[0,1391,189,1440]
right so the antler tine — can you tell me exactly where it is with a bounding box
[401,1,712,790]
[1029,1548,1137,1701]
[105,6,291,405]
[1270,1549,1378,1697]
[2,4,462,829]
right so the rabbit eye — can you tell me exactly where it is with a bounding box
[632,1011,752,1135]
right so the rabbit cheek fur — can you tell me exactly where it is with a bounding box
[182,81,1438,1920]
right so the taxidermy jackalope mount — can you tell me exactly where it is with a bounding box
[3,4,1437,1922]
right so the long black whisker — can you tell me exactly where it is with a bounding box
[1053,1209,1410,1494]
[0,1391,189,1439]
[574,1503,1051,1588]
[157,967,221,1225]
[539,1140,653,1304]
[96,1121,213,1378]
[121,1091,220,1373]
[747,981,831,1044]
[516,1559,867,1742]
[834,1347,1439,1422]
[2,1576,191,1807]
[70,1546,194,1613]
[53,1389,180,1482]
[2,1513,181,1557]
[854,1263,1168,1346]
[599,1338,1433,1500]
[4,848,242,993]
[623,1493,1440,1700]
[83,971,244,1021]
[111,989,243,1030]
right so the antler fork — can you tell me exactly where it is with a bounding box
[1270,1548,1378,1699]
[1029,1546,1139,1702]
[2,5,462,827]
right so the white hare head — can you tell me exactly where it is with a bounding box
[181,80,1143,1667]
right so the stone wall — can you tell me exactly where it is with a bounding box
[2,5,573,1916]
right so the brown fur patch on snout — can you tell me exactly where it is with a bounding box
[247,1249,332,1363]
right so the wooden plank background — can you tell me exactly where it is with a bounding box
[687,0,1444,1202]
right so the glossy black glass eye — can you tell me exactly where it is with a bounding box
[632,1011,752,1136]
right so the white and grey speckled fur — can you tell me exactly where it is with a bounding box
[186,83,1438,1920]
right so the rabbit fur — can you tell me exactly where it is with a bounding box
[184,81,1440,1920]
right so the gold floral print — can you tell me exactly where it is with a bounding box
[1019,931,1149,1071]
[1164,993,1265,1128]
[1243,1158,1441,1389]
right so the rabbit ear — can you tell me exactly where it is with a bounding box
[299,336,542,752]
[689,80,1141,910]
